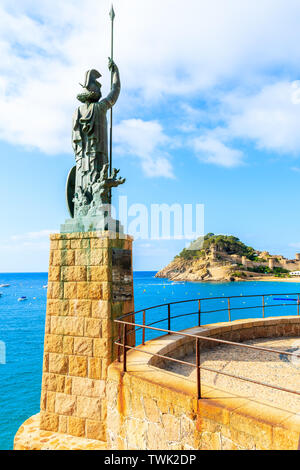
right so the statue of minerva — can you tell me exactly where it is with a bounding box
[66,58,125,219]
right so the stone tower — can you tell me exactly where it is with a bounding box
[14,231,134,449]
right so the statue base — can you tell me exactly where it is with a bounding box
[61,215,123,234]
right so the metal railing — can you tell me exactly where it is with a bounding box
[114,293,300,400]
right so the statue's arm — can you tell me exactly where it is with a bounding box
[104,59,121,109]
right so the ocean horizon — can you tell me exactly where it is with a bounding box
[1,271,300,449]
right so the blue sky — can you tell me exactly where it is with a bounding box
[1,0,300,272]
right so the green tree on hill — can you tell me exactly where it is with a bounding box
[175,233,257,261]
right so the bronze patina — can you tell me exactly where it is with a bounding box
[62,6,125,233]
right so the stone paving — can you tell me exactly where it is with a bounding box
[164,336,300,414]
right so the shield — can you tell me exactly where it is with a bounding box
[66,166,76,218]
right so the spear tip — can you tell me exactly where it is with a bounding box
[109,4,115,21]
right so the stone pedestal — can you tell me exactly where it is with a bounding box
[14,231,134,449]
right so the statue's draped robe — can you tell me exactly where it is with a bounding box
[72,74,120,194]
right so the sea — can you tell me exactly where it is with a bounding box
[1,271,300,450]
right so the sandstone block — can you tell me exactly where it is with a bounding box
[64,317,84,336]
[64,377,72,395]
[74,337,93,356]
[144,397,160,423]
[88,357,102,380]
[55,393,76,416]
[63,336,74,355]
[61,250,75,266]
[84,318,102,338]
[89,283,103,300]
[90,250,103,265]
[59,415,68,434]
[68,416,85,438]
[92,300,110,319]
[44,334,63,354]
[72,376,105,398]
[102,282,111,300]
[46,391,56,413]
[46,373,65,393]
[40,391,47,411]
[40,411,59,432]
[70,240,81,249]
[75,250,90,266]
[69,300,91,317]
[49,353,68,375]
[162,414,180,442]
[77,282,89,299]
[43,353,49,373]
[88,266,110,282]
[69,356,88,377]
[48,267,61,282]
[61,266,87,282]
[86,420,106,441]
[93,339,108,358]
[64,282,77,299]
[47,282,64,299]
[90,238,109,249]
[76,396,101,420]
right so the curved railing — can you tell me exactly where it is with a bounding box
[114,292,300,400]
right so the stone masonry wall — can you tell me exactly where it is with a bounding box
[40,231,134,441]
[106,318,300,450]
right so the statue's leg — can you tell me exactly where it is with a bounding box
[90,153,98,184]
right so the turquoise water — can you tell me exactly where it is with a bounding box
[1,271,300,450]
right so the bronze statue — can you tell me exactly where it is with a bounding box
[62,5,125,233]
[66,58,125,219]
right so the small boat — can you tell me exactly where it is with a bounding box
[18,296,27,302]
[43,285,48,289]
[0,284,10,288]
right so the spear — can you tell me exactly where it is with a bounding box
[109,4,115,178]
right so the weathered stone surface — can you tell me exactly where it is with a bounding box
[88,357,102,380]
[63,336,74,355]
[44,334,63,354]
[40,411,59,432]
[77,396,101,420]
[55,393,76,416]
[92,300,110,319]
[61,266,87,282]
[69,356,88,378]
[86,420,106,441]
[72,377,105,398]
[93,339,108,358]
[74,337,93,356]
[69,300,92,317]
[14,414,106,450]
[85,318,102,338]
[49,353,68,375]
[68,416,85,438]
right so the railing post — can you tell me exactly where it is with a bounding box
[168,304,171,333]
[228,298,231,322]
[142,310,146,345]
[198,300,201,327]
[117,322,121,362]
[196,337,201,399]
[123,323,127,372]
[298,295,300,316]
[262,295,265,318]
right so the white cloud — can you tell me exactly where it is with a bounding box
[1,0,300,170]
[224,81,300,154]
[193,135,244,168]
[11,229,56,241]
[114,119,174,178]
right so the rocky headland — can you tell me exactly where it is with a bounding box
[156,233,300,283]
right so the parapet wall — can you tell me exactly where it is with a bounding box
[106,316,300,450]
